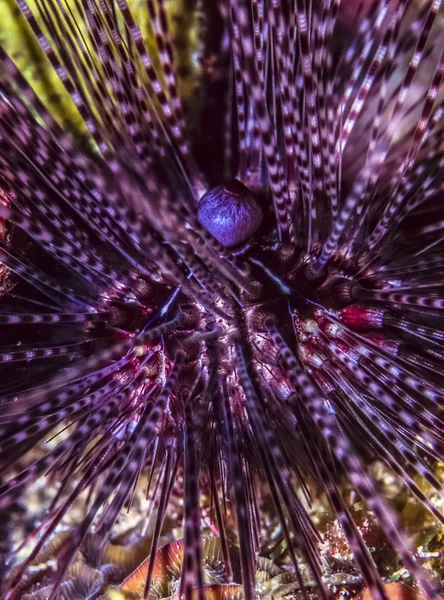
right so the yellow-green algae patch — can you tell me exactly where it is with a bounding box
[0,0,201,141]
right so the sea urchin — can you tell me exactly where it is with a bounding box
[0,1,444,599]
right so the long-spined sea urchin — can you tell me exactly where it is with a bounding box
[0,1,443,599]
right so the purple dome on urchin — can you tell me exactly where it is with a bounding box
[197,179,263,247]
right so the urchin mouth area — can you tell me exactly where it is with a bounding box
[235,241,353,319]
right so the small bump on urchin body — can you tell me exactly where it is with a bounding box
[197,179,264,248]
